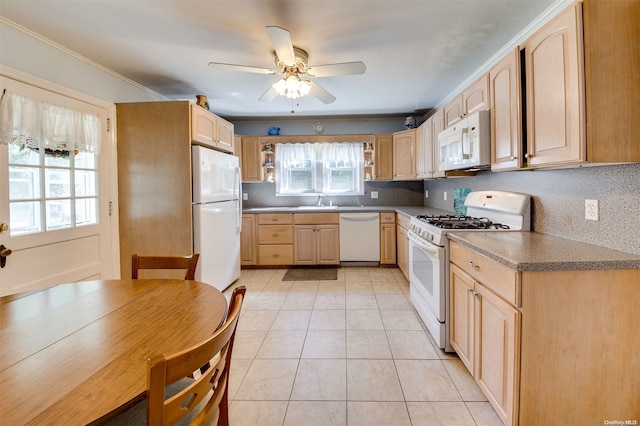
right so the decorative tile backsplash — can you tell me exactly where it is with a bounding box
[423,163,640,255]
[241,163,639,255]
[242,180,424,208]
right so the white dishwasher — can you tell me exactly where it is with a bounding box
[339,213,380,264]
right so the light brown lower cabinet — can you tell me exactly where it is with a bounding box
[396,215,410,279]
[293,214,339,265]
[450,262,519,426]
[380,212,396,265]
[293,224,339,265]
[450,240,640,426]
[240,214,256,265]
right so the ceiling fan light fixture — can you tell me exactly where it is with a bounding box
[273,74,311,99]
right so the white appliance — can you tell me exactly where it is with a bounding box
[438,110,490,171]
[192,145,242,291]
[408,190,530,351]
[339,213,380,263]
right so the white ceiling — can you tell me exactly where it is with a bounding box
[0,0,556,118]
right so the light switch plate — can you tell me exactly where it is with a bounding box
[425,190,429,198]
[371,191,378,199]
[242,193,248,201]
[444,191,448,201]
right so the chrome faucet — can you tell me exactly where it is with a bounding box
[316,193,324,206]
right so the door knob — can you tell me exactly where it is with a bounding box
[0,223,8,233]
[0,244,12,268]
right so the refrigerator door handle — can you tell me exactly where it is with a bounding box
[236,166,242,233]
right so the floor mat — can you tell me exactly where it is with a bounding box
[282,268,338,281]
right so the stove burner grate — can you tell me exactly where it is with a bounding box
[415,214,510,230]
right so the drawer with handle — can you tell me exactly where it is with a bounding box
[258,225,294,244]
[258,213,293,224]
[380,212,396,224]
[449,240,520,306]
[258,245,294,265]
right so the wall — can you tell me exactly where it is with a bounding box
[423,163,640,255]
[234,116,413,136]
[243,180,424,208]
[0,19,164,103]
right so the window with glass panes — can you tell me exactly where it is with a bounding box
[8,145,98,235]
[275,142,364,196]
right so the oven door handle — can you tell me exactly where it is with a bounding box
[408,231,442,255]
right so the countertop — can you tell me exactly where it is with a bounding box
[448,231,640,272]
[243,205,640,272]
[243,205,450,217]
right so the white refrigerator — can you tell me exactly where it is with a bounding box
[192,145,242,291]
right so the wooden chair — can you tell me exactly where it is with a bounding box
[146,285,246,426]
[131,253,200,280]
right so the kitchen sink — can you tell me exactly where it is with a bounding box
[296,205,339,210]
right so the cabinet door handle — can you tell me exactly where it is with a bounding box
[272,254,280,258]
[272,218,279,222]
[510,156,518,161]
[468,261,480,270]
[272,233,279,237]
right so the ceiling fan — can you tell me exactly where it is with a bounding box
[208,26,366,104]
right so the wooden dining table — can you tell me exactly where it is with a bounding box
[0,278,228,425]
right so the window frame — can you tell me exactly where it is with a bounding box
[275,142,364,196]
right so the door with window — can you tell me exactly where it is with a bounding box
[0,73,117,296]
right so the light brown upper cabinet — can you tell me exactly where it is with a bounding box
[215,116,234,153]
[444,74,490,128]
[523,4,584,167]
[490,49,522,171]
[374,133,393,180]
[190,104,235,153]
[520,0,639,168]
[582,0,640,163]
[415,123,425,179]
[392,129,416,180]
[415,117,435,179]
[431,109,446,178]
[240,136,261,182]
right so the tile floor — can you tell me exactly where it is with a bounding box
[224,267,502,426]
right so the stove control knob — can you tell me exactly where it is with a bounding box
[428,234,434,241]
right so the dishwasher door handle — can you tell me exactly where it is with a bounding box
[339,214,379,222]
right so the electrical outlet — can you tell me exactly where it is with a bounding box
[443,191,448,201]
[371,191,378,199]
[585,199,599,221]
[242,193,248,201]
[425,190,429,198]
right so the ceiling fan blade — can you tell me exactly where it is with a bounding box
[266,26,296,67]
[208,62,277,75]
[258,86,279,102]
[307,61,366,78]
[308,81,336,104]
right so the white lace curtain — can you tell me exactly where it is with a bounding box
[275,142,364,195]
[0,90,101,154]
[275,143,317,194]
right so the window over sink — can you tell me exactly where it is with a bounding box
[275,142,364,196]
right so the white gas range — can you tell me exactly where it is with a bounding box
[407,190,531,352]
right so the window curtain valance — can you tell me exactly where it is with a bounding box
[0,90,101,154]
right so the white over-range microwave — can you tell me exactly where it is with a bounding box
[437,110,490,171]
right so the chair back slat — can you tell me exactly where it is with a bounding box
[131,254,200,280]
[146,286,246,426]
